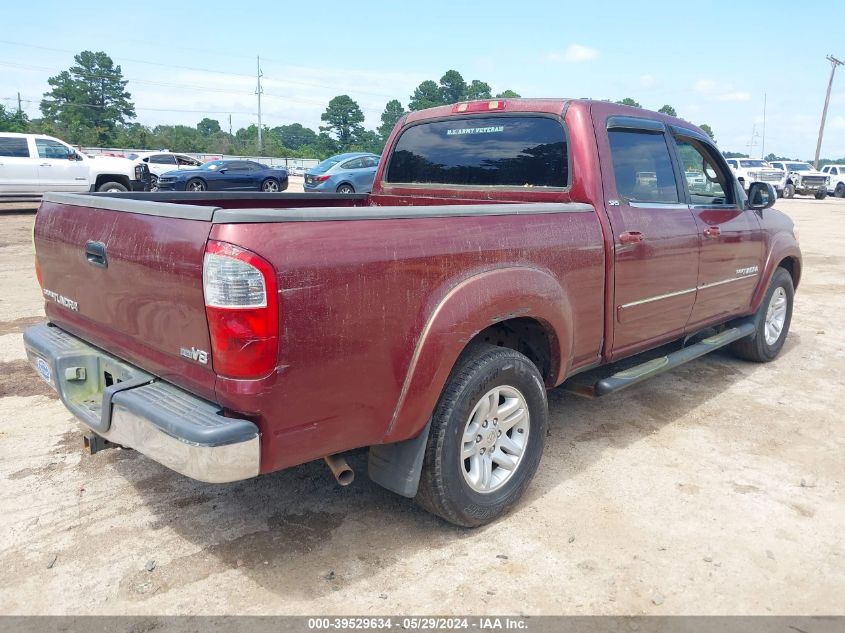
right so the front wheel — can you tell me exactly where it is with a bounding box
[261,178,280,192]
[415,344,548,527]
[835,182,845,198]
[783,184,795,199]
[149,174,159,192]
[814,190,827,200]
[186,178,207,192]
[730,267,794,362]
[97,181,128,193]
[336,184,355,194]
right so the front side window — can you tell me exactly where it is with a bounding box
[35,139,71,160]
[674,137,733,205]
[608,130,678,203]
[177,155,200,166]
[0,137,29,158]
[386,116,568,187]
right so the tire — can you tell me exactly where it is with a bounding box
[149,174,159,192]
[415,344,548,527]
[97,181,128,193]
[835,183,845,198]
[336,184,355,194]
[814,190,827,200]
[783,184,795,199]
[186,178,207,192]
[730,267,794,363]
[261,178,280,192]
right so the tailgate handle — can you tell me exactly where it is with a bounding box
[85,241,108,268]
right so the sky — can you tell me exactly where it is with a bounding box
[1,0,843,159]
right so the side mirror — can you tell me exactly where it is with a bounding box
[747,182,776,211]
[218,167,228,173]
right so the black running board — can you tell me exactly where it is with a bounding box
[565,321,756,399]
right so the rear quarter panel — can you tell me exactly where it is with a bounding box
[211,210,604,472]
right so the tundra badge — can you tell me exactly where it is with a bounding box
[180,347,209,364]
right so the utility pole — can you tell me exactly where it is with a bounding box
[228,113,232,136]
[255,56,263,152]
[747,124,760,156]
[814,54,842,168]
[16,92,22,113]
[761,92,766,159]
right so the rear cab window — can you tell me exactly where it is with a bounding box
[385,116,568,188]
[0,136,31,158]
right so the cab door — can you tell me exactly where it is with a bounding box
[592,112,701,359]
[669,129,764,329]
[34,138,88,192]
[0,136,38,193]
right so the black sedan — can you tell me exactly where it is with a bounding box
[156,160,288,192]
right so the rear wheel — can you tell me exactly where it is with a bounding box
[783,184,795,199]
[97,181,127,193]
[337,184,355,194]
[261,178,280,192]
[835,182,845,198]
[415,344,548,527]
[730,267,794,363]
[186,178,206,192]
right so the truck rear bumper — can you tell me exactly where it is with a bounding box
[23,323,260,483]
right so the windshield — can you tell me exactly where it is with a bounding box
[310,156,344,174]
[785,162,812,171]
[200,160,225,170]
[739,160,768,168]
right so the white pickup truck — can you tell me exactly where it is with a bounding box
[724,158,784,194]
[820,164,845,198]
[0,132,148,194]
[768,160,829,199]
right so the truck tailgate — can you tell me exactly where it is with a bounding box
[34,196,218,402]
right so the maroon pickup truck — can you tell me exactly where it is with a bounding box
[25,99,801,527]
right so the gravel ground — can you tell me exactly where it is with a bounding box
[0,196,842,615]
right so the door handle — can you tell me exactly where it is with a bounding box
[85,241,108,268]
[703,226,721,238]
[40,163,51,167]
[619,231,644,244]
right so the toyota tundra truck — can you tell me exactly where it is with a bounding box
[24,99,801,527]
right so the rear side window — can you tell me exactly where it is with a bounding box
[150,154,177,165]
[0,137,30,158]
[608,130,679,203]
[386,116,568,187]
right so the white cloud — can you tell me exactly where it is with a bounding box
[831,115,845,130]
[639,74,658,89]
[693,79,751,103]
[544,44,599,64]
[714,91,752,102]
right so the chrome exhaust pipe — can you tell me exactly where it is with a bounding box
[324,454,354,486]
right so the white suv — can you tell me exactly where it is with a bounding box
[820,164,845,198]
[768,160,829,199]
[0,133,147,194]
[126,151,203,190]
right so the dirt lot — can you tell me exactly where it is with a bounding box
[0,197,842,615]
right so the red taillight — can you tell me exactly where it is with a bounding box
[203,240,278,379]
[35,256,43,290]
[314,175,330,183]
[452,100,505,113]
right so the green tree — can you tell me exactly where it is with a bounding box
[439,70,467,104]
[378,99,406,141]
[465,80,492,100]
[320,95,365,149]
[197,118,221,136]
[699,123,715,141]
[349,129,384,154]
[615,97,642,108]
[271,123,317,150]
[40,50,135,144]
[409,80,443,111]
[724,151,749,159]
[657,104,677,117]
[495,90,521,98]
[0,104,29,132]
